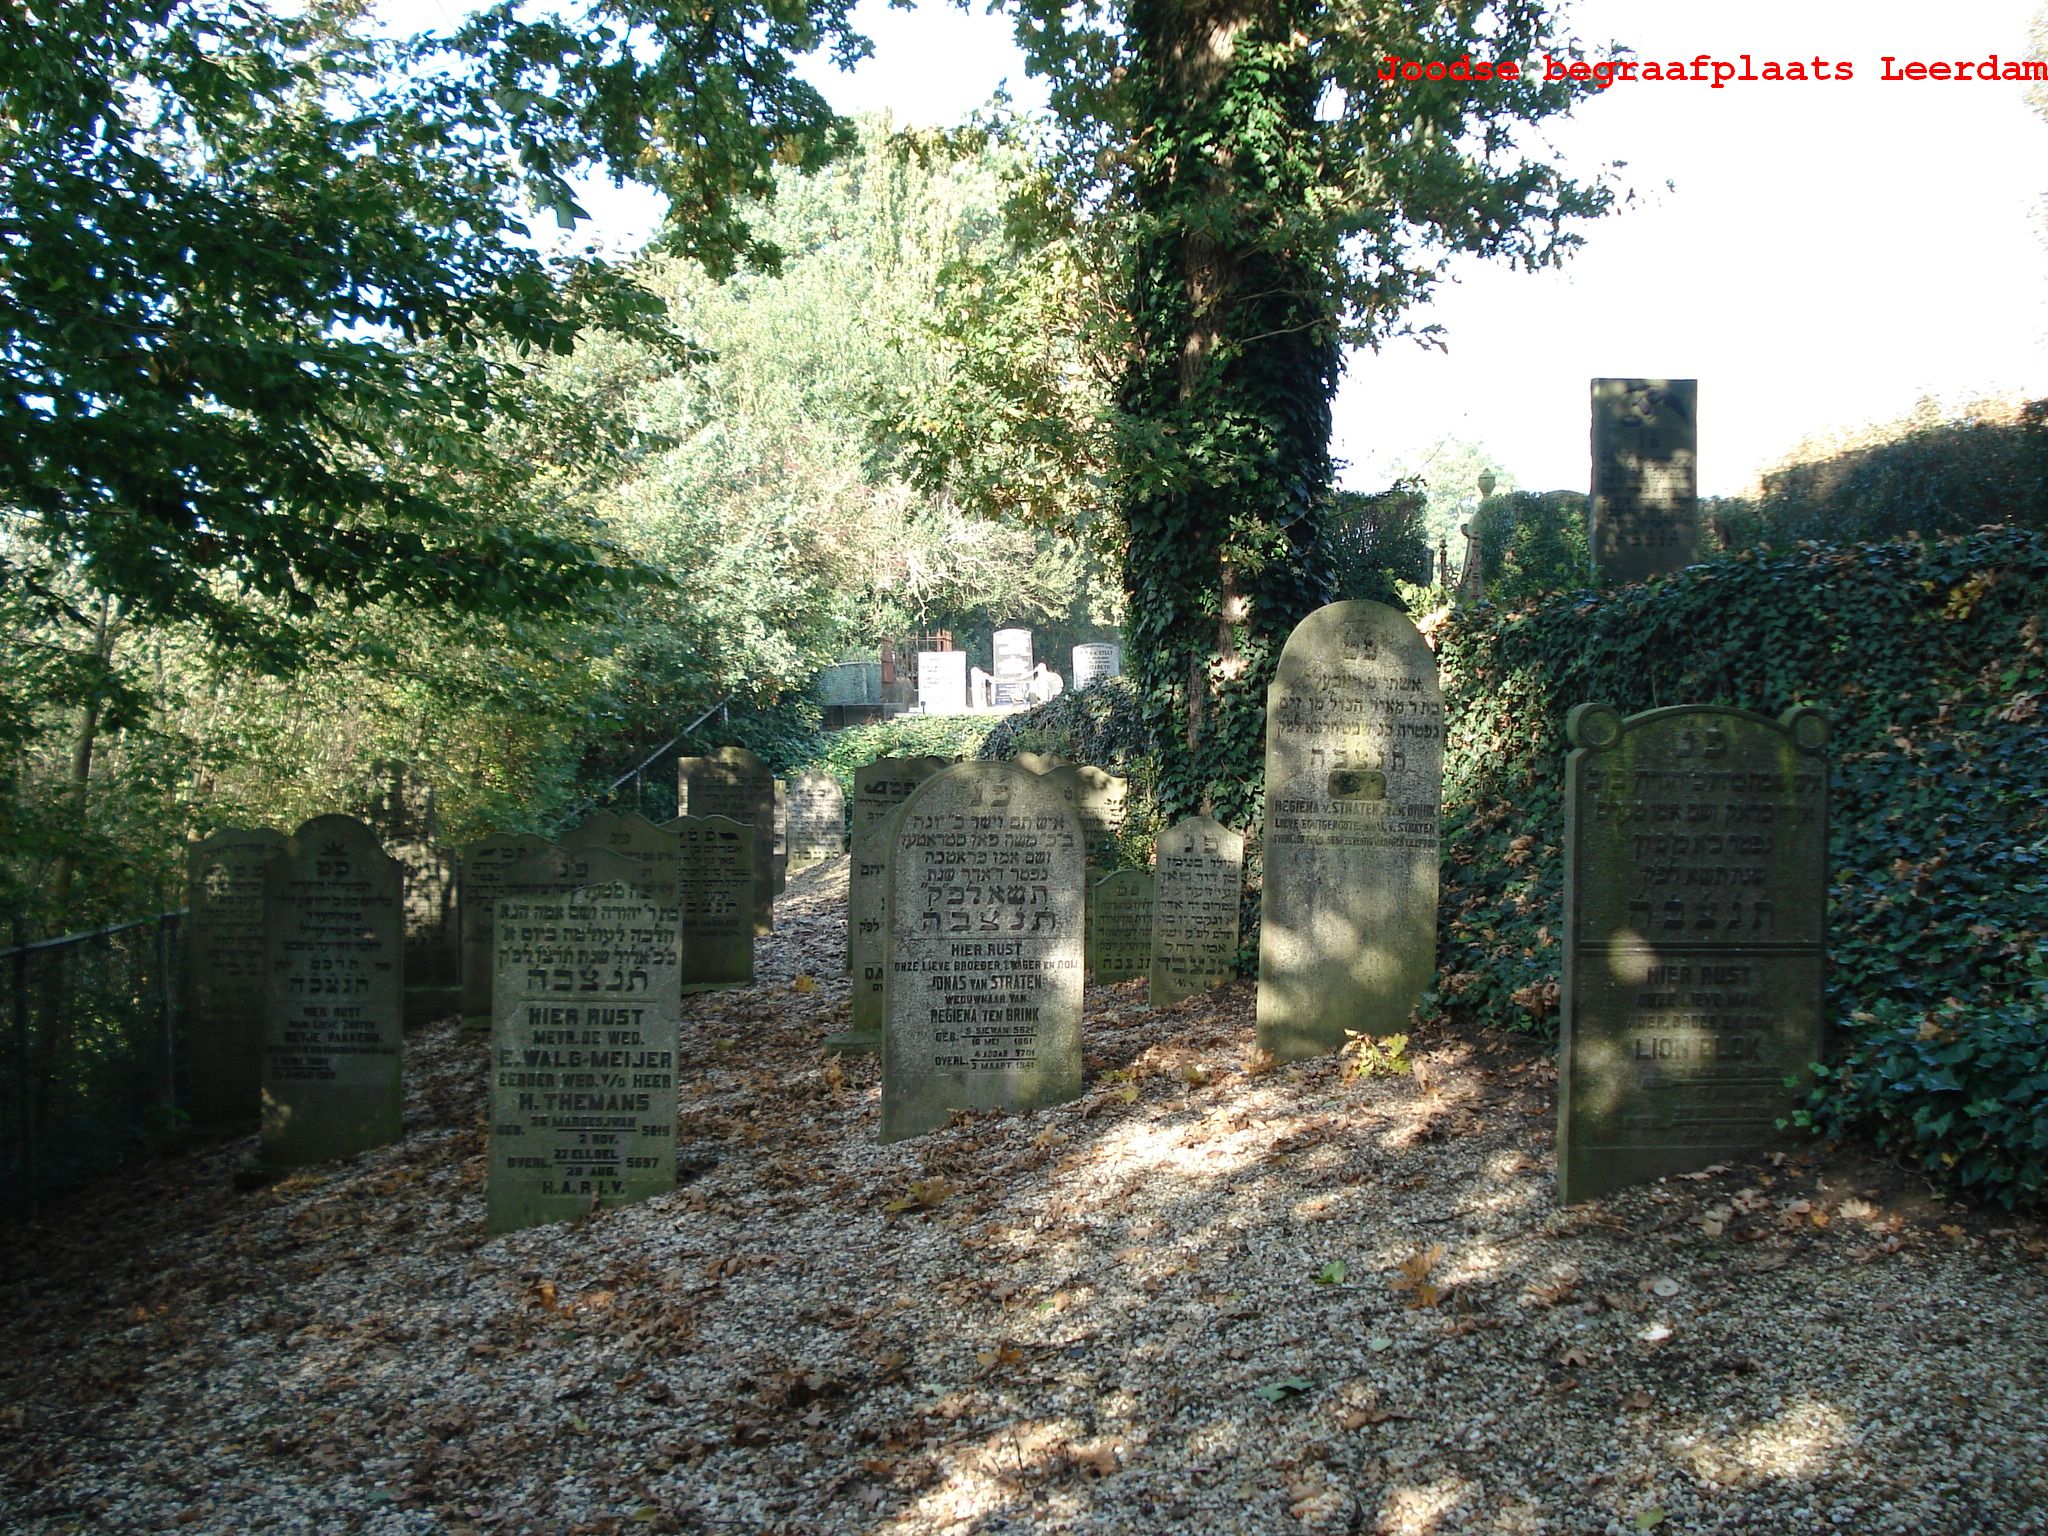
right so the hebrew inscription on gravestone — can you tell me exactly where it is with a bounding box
[666,815,756,991]
[1151,815,1244,1008]
[881,763,1085,1141]
[677,747,775,934]
[1256,600,1443,1063]
[488,881,680,1232]
[786,771,847,870]
[261,815,404,1166]
[1590,378,1698,584]
[830,802,910,1056]
[846,756,948,973]
[185,827,286,1125]
[1557,703,1829,1204]
[1085,867,1154,984]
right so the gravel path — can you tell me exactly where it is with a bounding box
[3,859,2045,1535]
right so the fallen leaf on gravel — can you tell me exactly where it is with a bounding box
[1621,1389,1654,1410]
[1389,1244,1445,1308]
[1634,1507,1667,1531]
[792,975,816,992]
[1066,1441,1120,1475]
[1522,1268,1580,1309]
[1313,1260,1348,1285]
[1253,1376,1315,1404]
[1557,1345,1590,1368]
[883,1179,953,1216]
[1840,1198,1878,1221]
[974,1342,1025,1375]
[1637,1322,1674,1346]
[1244,1049,1279,1077]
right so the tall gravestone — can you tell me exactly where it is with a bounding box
[666,815,756,991]
[458,833,551,1023]
[1590,378,1699,585]
[785,771,847,870]
[846,756,949,974]
[1256,600,1443,1063]
[991,627,1034,706]
[1557,703,1829,1204]
[676,747,775,934]
[881,763,1085,1141]
[391,841,460,1023]
[1085,868,1153,984]
[261,815,404,1166]
[184,827,286,1124]
[1152,815,1244,1008]
[828,802,911,1056]
[488,880,680,1232]
[918,650,968,713]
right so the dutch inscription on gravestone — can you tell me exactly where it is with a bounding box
[1085,868,1154,984]
[459,833,553,1022]
[666,815,756,991]
[1257,600,1443,1063]
[1590,378,1699,584]
[261,815,404,1166]
[918,650,969,713]
[488,881,680,1232]
[881,763,1085,1141]
[677,747,775,934]
[786,771,846,870]
[1152,815,1244,1008]
[1557,703,1829,1204]
[1071,642,1121,690]
[185,827,286,1124]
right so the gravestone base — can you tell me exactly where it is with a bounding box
[823,1028,878,1057]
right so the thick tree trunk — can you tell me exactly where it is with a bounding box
[1120,0,1338,826]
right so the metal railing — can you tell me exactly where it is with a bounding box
[550,697,731,833]
[2,909,185,1220]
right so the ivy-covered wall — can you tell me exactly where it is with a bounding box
[1434,527,2048,1205]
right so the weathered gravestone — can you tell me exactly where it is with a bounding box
[785,771,847,870]
[458,833,551,1023]
[827,802,910,1056]
[1013,751,1070,776]
[1085,868,1154,984]
[260,815,404,1166]
[1590,378,1699,584]
[881,763,1085,1141]
[1042,765,1129,854]
[391,841,460,1023]
[846,756,948,974]
[1256,600,1443,1063]
[676,747,775,934]
[488,881,680,1232]
[1152,815,1244,1008]
[1557,703,1829,1204]
[665,815,756,991]
[560,811,680,909]
[184,827,286,1124]
[771,780,789,894]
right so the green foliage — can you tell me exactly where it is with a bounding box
[1714,397,2048,550]
[1433,526,2048,1203]
[1470,491,1591,603]
[1344,1031,1412,1081]
[978,677,1154,782]
[1323,482,1434,604]
[1795,979,2048,1209]
[804,714,1001,795]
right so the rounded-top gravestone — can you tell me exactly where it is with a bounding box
[1255,599,1443,1063]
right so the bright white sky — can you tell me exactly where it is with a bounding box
[396,0,2048,497]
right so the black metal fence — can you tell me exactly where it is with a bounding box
[1,911,184,1221]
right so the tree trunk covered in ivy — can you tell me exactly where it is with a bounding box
[1118,0,1339,827]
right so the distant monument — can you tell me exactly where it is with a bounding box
[1590,378,1699,584]
[1256,600,1443,1063]
[1556,703,1829,1204]
[185,827,286,1125]
[917,650,969,713]
[1071,643,1122,690]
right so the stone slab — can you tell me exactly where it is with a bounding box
[665,815,756,991]
[881,763,1085,1141]
[1590,378,1699,584]
[1085,868,1153,984]
[847,756,948,973]
[677,747,775,934]
[184,827,286,1125]
[458,833,553,1021]
[786,771,847,869]
[1151,815,1244,1007]
[487,881,680,1232]
[1556,702,1829,1204]
[260,815,404,1166]
[1255,600,1443,1063]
